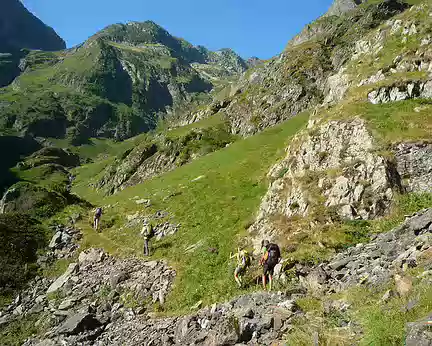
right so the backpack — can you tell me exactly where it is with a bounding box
[243,251,251,267]
[266,243,280,264]
[238,250,251,267]
[141,223,153,238]
[95,208,102,217]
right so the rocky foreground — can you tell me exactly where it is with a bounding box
[0,208,430,345]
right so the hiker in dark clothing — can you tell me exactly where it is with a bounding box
[141,221,154,256]
[259,239,281,291]
[93,207,102,231]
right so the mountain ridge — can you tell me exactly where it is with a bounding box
[0,19,248,146]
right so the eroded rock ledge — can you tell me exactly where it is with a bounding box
[249,116,431,249]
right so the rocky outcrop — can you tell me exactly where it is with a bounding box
[395,142,432,193]
[368,80,432,104]
[97,126,233,194]
[192,48,248,82]
[325,0,366,17]
[2,248,176,344]
[23,291,301,346]
[301,208,432,293]
[96,143,162,195]
[24,147,81,169]
[249,118,403,248]
[223,47,326,136]
[46,263,79,294]
[323,67,352,104]
[47,224,82,254]
[91,292,300,346]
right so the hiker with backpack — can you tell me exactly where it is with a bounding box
[230,248,251,288]
[93,207,103,231]
[259,240,281,291]
[141,221,154,256]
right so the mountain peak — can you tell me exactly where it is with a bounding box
[325,0,366,16]
[0,0,65,52]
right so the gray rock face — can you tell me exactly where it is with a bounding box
[406,313,432,346]
[223,52,325,137]
[153,222,180,240]
[56,312,102,335]
[323,67,351,104]
[368,80,432,104]
[48,231,63,249]
[395,142,432,193]
[96,143,160,195]
[325,0,366,17]
[302,208,432,293]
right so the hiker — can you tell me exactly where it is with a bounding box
[141,221,154,256]
[93,207,102,231]
[230,248,251,288]
[259,240,281,291]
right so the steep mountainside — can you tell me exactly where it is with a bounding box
[180,0,411,136]
[0,0,65,87]
[0,0,65,52]
[92,0,421,195]
[0,20,247,144]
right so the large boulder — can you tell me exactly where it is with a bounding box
[46,263,78,294]
[78,248,106,265]
[56,312,102,335]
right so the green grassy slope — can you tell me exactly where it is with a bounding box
[71,112,309,312]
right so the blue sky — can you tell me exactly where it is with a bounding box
[22,0,333,59]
